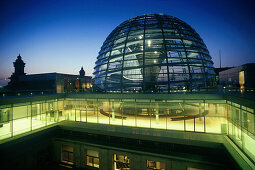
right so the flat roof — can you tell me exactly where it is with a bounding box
[0,92,254,110]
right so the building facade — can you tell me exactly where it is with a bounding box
[0,93,254,169]
[219,63,255,91]
[7,55,93,94]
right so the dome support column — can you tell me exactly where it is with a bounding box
[104,38,115,92]
[120,23,133,93]
[156,14,171,93]
[172,21,193,92]
[142,16,147,93]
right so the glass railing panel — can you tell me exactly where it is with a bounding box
[243,132,255,161]
[246,111,255,136]
[135,102,150,128]
[185,117,194,131]
[205,102,227,134]
[32,114,46,130]
[122,101,136,127]
[167,116,184,131]
[151,102,166,130]
[0,107,12,139]
[183,102,200,132]
[109,101,122,126]
[166,101,185,131]
[98,101,110,125]
[12,105,30,136]
[136,114,150,128]
[13,117,30,136]
[75,109,81,122]
[80,110,87,122]
[195,116,205,132]
[57,100,64,121]
[79,100,89,122]
[87,106,97,123]
[151,113,166,130]
[227,101,255,163]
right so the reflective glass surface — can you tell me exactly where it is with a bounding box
[93,14,216,93]
[0,97,254,163]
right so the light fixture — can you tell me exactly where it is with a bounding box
[148,40,151,47]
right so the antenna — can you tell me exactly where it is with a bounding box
[219,50,222,68]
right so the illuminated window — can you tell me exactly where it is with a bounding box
[113,154,130,170]
[187,167,203,170]
[86,150,99,168]
[147,160,166,170]
[0,108,10,123]
[61,144,73,164]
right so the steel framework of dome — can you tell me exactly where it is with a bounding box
[93,14,215,93]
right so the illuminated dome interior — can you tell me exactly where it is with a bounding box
[93,14,215,93]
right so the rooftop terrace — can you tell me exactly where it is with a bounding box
[0,93,254,169]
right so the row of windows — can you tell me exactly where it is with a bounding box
[94,62,213,75]
[61,145,99,168]
[97,52,210,67]
[99,42,209,60]
[101,34,205,52]
[103,30,201,48]
[103,24,200,46]
[95,65,213,74]
[94,68,214,80]
[96,53,212,67]
[61,144,205,170]
[95,65,213,76]
[97,57,210,70]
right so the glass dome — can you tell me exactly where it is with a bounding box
[93,14,215,93]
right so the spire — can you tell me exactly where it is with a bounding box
[79,67,85,77]
[17,53,21,60]
[14,54,25,73]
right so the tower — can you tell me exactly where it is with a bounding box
[79,67,85,77]
[9,54,26,83]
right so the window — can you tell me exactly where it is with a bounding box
[61,144,73,164]
[187,168,203,170]
[86,150,99,168]
[113,154,130,170]
[147,160,166,170]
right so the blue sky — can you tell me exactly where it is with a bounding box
[0,0,254,85]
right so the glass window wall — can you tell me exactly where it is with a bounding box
[0,97,255,164]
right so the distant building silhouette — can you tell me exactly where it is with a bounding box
[219,63,255,90]
[7,55,92,94]
[214,67,233,84]
[9,54,26,84]
[79,67,85,77]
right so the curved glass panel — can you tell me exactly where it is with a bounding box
[93,14,216,93]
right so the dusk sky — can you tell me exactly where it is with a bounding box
[0,0,254,86]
